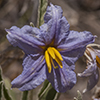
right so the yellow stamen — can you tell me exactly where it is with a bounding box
[54,56,63,68]
[47,47,55,59]
[96,56,100,64]
[51,58,58,69]
[45,51,52,73]
[97,63,100,68]
[96,56,100,68]
[52,47,63,61]
[45,47,63,73]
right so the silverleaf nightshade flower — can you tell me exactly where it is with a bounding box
[5,4,95,92]
[78,44,100,93]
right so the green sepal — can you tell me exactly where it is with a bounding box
[38,80,60,100]
[38,79,49,97]
[37,0,48,27]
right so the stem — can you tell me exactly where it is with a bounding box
[29,90,34,100]
[22,91,28,100]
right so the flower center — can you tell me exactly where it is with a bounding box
[96,56,100,68]
[44,47,63,73]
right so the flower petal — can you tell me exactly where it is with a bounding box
[6,25,45,54]
[54,16,70,45]
[61,47,86,68]
[44,3,63,23]
[86,68,99,92]
[40,20,55,44]
[46,60,76,92]
[11,55,46,91]
[40,4,63,44]
[94,49,100,57]
[78,63,97,77]
[57,31,95,52]
[22,53,40,69]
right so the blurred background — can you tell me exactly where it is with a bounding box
[0,0,100,100]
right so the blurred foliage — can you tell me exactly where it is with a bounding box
[0,0,38,81]
[0,66,13,100]
[74,90,82,100]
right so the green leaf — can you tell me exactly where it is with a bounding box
[3,84,13,100]
[0,66,13,100]
[0,81,3,100]
[4,77,17,100]
[37,0,48,27]
[21,91,29,100]
[74,90,82,100]
[38,80,60,100]
[0,67,3,99]
[0,66,3,81]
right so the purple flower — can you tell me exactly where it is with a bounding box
[5,4,95,92]
[78,45,100,93]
